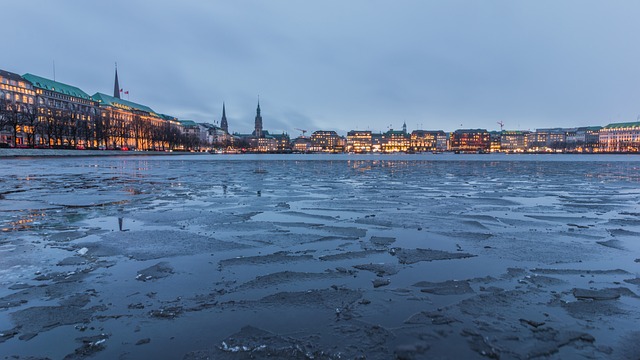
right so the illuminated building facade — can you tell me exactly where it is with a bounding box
[255,136,277,152]
[382,130,410,152]
[270,133,291,152]
[500,130,529,152]
[93,92,168,150]
[410,130,446,152]
[292,137,311,152]
[450,129,490,152]
[371,133,384,152]
[346,130,372,153]
[490,131,501,152]
[22,73,98,148]
[0,70,36,146]
[529,128,566,151]
[599,122,640,153]
[310,130,344,152]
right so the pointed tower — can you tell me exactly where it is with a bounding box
[402,121,407,134]
[220,102,229,133]
[113,65,121,99]
[254,100,263,138]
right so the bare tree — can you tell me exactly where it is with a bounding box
[3,99,23,147]
[20,103,39,148]
[0,96,10,144]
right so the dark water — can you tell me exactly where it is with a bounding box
[0,154,639,359]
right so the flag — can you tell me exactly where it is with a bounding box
[120,89,123,92]
[124,91,129,95]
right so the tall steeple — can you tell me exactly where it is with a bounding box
[220,102,228,133]
[402,121,407,134]
[254,99,263,138]
[113,63,121,99]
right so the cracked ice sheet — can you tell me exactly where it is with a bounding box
[0,155,639,359]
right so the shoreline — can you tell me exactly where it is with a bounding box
[1,148,638,159]
[0,148,206,158]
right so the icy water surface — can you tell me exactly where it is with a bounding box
[0,154,639,359]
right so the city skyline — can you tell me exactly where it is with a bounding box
[3,1,640,135]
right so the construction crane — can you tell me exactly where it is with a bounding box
[497,121,505,132]
[295,128,307,138]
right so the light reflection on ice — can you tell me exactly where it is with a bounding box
[0,154,638,359]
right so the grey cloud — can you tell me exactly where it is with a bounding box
[3,0,639,134]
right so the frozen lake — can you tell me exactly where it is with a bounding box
[1,154,639,359]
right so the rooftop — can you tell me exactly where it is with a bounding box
[0,69,29,84]
[92,92,157,115]
[178,120,199,127]
[603,121,640,130]
[22,73,92,100]
[454,129,489,133]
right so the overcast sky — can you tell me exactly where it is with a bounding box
[3,1,639,135]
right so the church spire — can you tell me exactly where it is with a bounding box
[113,63,121,99]
[220,102,228,133]
[254,98,263,138]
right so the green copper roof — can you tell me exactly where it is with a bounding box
[178,120,199,127]
[159,114,178,121]
[603,121,640,130]
[22,73,92,100]
[92,92,157,115]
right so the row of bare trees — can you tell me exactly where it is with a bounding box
[0,97,201,150]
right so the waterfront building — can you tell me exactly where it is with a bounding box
[599,122,640,152]
[179,120,201,149]
[92,92,167,150]
[179,120,199,137]
[530,128,566,151]
[270,132,291,152]
[410,130,446,152]
[371,132,384,152]
[198,123,213,145]
[310,130,344,152]
[500,130,529,152]
[490,131,501,152]
[22,73,98,148]
[255,134,278,152]
[382,129,410,153]
[436,133,449,152]
[565,126,601,152]
[0,69,36,146]
[450,129,490,153]
[292,137,311,152]
[346,130,372,153]
[199,122,231,148]
[231,132,252,149]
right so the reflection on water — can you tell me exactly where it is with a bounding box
[0,154,639,359]
[1,211,46,232]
